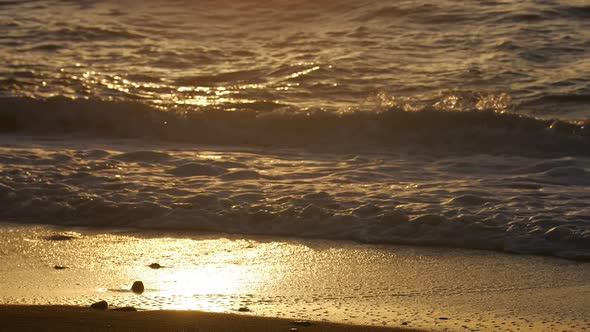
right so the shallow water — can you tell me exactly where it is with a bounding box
[1,136,589,260]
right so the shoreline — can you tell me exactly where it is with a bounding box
[1,223,589,331]
[0,305,418,332]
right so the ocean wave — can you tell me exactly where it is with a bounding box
[0,97,588,156]
[555,5,590,20]
[3,0,590,119]
[0,136,589,261]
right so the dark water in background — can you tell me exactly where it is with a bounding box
[1,0,590,117]
[1,0,590,260]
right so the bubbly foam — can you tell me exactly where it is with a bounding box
[1,136,589,260]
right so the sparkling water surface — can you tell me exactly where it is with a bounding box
[1,0,590,118]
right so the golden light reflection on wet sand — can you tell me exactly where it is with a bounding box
[0,226,284,312]
[1,224,590,331]
[129,237,287,312]
[113,237,279,311]
[148,266,246,311]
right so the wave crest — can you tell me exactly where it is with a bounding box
[1,97,588,156]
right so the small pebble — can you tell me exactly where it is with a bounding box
[131,281,144,293]
[148,263,163,269]
[238,307,251,312]
[90,300,108,310]
[111,307,137,312]
[44,234,77,241]
[53,265,67,270]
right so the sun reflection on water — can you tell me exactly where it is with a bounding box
[37,61,329,111]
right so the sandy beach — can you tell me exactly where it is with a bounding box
[1,223,589,331]
[0,305,418,332]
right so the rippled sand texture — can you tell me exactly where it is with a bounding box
[1,137,589,260]
[1,224,589,331]
[1,0,590,117]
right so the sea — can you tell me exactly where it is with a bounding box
[1,0,590,261]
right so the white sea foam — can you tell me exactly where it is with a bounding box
[1,136,588,260]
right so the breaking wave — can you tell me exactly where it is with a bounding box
[1,97,589,156]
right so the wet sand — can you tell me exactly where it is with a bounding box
[1,224,589,331]
[0,305,417,332]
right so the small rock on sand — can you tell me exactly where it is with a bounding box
[148,263,163,269]
[238,307,251,312]
[53,265,67,270]
[131,281,144,293]
[90,301,108,310]
[44,234,77,241]
[111,307,137,312]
